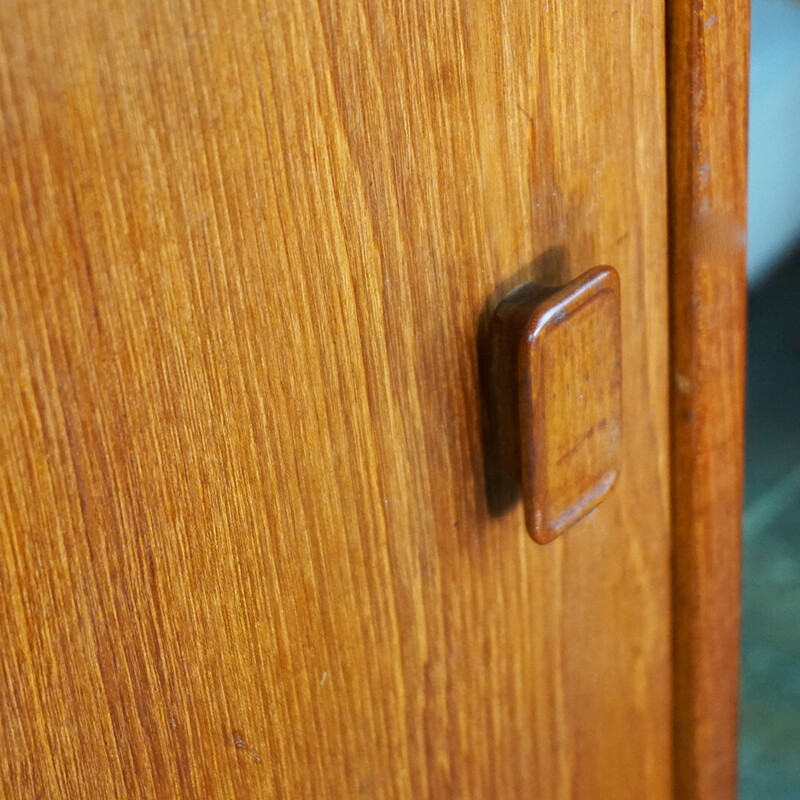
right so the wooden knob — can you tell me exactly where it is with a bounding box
[485,267,622,543]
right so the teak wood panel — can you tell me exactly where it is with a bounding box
[0,0,671,798]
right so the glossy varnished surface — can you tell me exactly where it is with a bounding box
[520,267,621,543]
[484,267,621,544]
[1,0,671,796]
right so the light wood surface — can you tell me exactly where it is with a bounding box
[1,0,672,797]
[667,0,749,797]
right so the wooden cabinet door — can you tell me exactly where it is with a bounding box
[0,1,676,797]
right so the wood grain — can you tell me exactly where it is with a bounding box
[667,0,749,797]
[485,267,621,544]
[521,267,621,543]
[1,0,672,797]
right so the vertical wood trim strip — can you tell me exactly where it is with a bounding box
[667,0,749,797]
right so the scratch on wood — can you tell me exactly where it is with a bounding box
[228,730,261,764]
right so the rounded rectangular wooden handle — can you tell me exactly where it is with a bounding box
[485,267,622,543]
